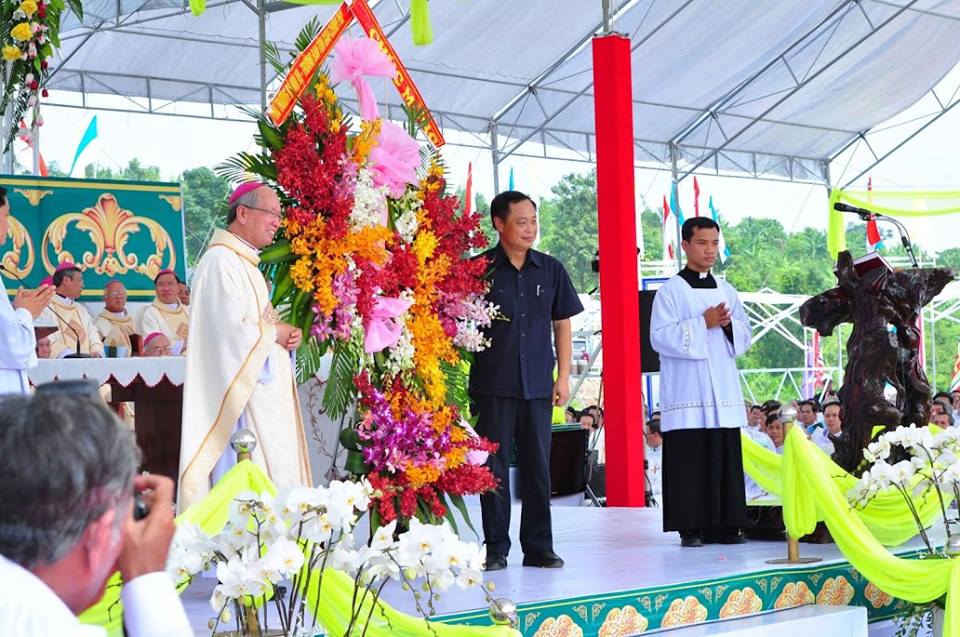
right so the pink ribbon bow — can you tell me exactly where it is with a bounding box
[363,296,413,354]
[330,36,395,121]
[370,120,421,197]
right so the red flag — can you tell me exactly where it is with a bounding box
[693,176,700,217]
[464,162,473,217]
[867,176,873,192]
[662,195,670,223]
[866,215,882,246]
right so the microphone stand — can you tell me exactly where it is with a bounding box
[857,211,920,269]
[0,265,92,358]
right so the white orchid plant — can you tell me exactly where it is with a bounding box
[848,424,960,555]
[166,479,488,636]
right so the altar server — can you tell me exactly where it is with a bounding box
[178,182,312,510]
[651,217,752,547]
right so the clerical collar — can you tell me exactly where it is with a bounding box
[228,231,259,255]
[678,266,717,289]
[55,294,75,306]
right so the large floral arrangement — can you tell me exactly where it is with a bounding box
[220,25,499,528]
[0,0,79,151]
[167,482,488,636]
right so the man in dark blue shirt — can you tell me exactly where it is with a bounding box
[469,191,583,571]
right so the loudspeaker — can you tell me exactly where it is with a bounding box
[639,290,660,373]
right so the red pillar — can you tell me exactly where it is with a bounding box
[592,34,645,506]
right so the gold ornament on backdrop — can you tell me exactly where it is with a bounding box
[41,193,176,279]
[1,216,35,279]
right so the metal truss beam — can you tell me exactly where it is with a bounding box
[674,0,919,182]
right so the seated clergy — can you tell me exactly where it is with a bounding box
[142,332,172,357]
[38,264,104,358]
[811,398,843,454]
[95,280,138,357]
[138,270,189,355]
[177,281,190,306]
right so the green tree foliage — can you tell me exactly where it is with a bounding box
[83,158,161,182]
[537,171,600,293]
[180,167,230,266]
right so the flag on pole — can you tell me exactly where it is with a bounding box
[669,180,685,226]
[865,176,884,251]
[464,162,473,216]
[662,194,675,261]
[950,342,960,391]
[508,166,515,191]
[802,330,825,398]
[68,115,98,177]
[693,176,700,217]
[707,195,731,263]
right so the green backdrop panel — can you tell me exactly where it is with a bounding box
[0,174,186,300]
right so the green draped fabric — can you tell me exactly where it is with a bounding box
[827,188,960,257]
[741,430,950,546]
[775,426,960,635]
[78,461,517,637]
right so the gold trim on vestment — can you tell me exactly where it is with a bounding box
[178,235,279,505]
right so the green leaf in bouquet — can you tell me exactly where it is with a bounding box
[440,358,471,413]
[270,262,294,307]
[294,336,325,385]
[339,426,361,452]
[259,238,292,264]
[439,493,459,535]
[65,0,82,21]
[344,449,369,475]
[449,494,478,540]
[322,341,361,419]
[256,118,284,152]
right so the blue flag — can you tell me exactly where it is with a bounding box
[68,116,98,177]
[669,180,685,226]
[508,166,515,191]
[708,195,731,263]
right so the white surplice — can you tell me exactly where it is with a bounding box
[95,309,137,356]
[650,273,752,432]
[178,229,312,510]
[0,285,36,394]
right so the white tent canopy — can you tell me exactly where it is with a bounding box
[47,0,960,185]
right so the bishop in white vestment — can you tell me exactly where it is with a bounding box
[96,280,137,356]
[38,266,103,358]
[651,218,752,547]
[139,271,189,355]
[178,184,311,510]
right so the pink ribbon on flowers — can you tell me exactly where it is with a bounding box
[462,420,489,466]
[330,36,395,121]
[370,120,421,197]
[363,296,413,354]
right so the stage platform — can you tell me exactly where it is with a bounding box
[182,505,927,636]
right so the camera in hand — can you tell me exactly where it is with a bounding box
[133,491,149,520]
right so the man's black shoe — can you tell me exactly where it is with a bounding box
[484,555,508,571]
[704,527,747,544]
[680,530,703,547]
[522,551,564,568]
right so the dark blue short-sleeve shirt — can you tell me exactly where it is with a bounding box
[469,243,584,400]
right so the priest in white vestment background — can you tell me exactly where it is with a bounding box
[178,182,312,510]
[651,217,752,548]
[0,187,54,394]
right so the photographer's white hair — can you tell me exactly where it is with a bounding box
[0,394,140,568]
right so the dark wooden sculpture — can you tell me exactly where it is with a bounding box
[799,251,954,471]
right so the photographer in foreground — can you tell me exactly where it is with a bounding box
[0,391,191,636]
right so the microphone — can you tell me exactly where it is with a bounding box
[832,202,873,219]
[0,264,91,358]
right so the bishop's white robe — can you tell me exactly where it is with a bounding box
[139,300,189,355]
[178,229,312,510]
[96,309,137,356]
[0,286,37,394]
[650,274,751,432]
[39,296,104,358]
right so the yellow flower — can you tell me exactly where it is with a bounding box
[19,0,37,16]
[10,22,32,42]
[2,45,21,61]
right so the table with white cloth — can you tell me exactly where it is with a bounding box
[30,357,186,488]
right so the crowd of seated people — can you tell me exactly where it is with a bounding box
[35,266,190,360]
